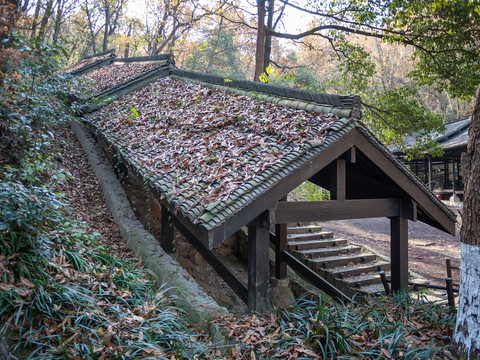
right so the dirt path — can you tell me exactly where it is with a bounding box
[320,213,462,286]
[56,125,135,260]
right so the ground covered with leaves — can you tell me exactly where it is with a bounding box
[217,294,456,359]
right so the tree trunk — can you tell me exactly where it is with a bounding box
[37,0,54,42]
[30,0,42,39]
[52,0,63,45]
[205,16,223,74]
[84,0,96,55]
[102,8,110,52]
[263,0,274,74]
[253,0,266,82]
[453,88,480,357]
[123,21,132,58]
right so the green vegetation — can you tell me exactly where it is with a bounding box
[0,180,211,359]
[0,35,211,359]
[220,294,456,359]
[289,181,330,202]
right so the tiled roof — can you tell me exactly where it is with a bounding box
[442,126,469,151]
[85,75,357,230]
[391,116,471,154]
[74,60,454,238]
[70,63,158,95]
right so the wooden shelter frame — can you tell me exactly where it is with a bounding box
[70,56,456,312]
[144,127,455,311]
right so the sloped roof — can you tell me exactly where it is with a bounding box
[69,62,158,95]
[84,75,358,231]
[391,116,471,154]
[72,58,455,247]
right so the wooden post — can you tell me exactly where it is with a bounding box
[444,159,449,190]
[452,157,457,195]
[348,146,356,163]
[161,205,175,253]
[247,212,270,313]
[275,197,287,280]
[379,270,391,295]
[330,158,346,201]
[446,277,455,308]
[445,258,453,278]
[275,223,287,279]
[429,156,433,190]
[390,211,408,291]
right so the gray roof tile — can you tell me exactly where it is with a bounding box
[79,64,455,235]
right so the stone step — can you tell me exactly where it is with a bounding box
[345,273,388,288]
[358,283,386,296]
[288,238,348,251]
[297,245,362,259]
[331,261,391,278]
[307,253,378,270]
[287,231,334,241]
[287,225,323,234]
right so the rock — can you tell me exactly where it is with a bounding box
[194,251,208,267]
[0,336,9,360]
[213,234,239,257]
[269,278,296,308]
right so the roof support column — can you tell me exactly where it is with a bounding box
[161,205,175,253]
[275,198,288,280]
[330,158,346,201]
[390,209,408,291]
[427,155,433,191]
[275,223,288,280]
[452,156,457,194]
[248,211,270,313]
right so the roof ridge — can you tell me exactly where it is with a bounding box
[170,68,357,110]
[444,115,472,125]
[171,72,355,118]
[113,54,175,65]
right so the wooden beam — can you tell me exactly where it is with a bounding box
[427,155,433,191]
[390,214,408,291]
[452,156,457,194]
[149,186,212,248]
[275,198,400,223]
[160,205,175,253]
[247,212,270,312]
[353,129,456,235]
[172,216,248,304]
[406,200,418,222]
[348,146,356,163]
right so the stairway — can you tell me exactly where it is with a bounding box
[287,225,391,297]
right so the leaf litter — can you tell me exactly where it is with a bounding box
[91,77,339,221]
[68,62,157,95]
